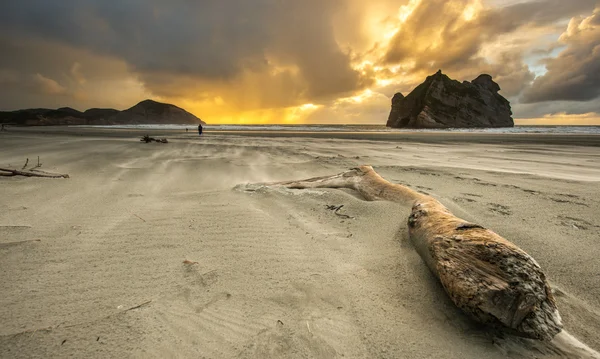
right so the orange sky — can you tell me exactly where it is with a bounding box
[0,0,599,124]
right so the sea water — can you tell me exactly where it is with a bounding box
[74,124,600,134]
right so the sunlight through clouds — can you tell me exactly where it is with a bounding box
[0,0,598,123]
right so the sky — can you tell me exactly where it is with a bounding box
[0,0,599,125]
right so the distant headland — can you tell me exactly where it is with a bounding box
[0,99,205,126]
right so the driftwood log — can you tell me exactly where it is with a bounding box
[260,165,562,341]
[141,135,168,143]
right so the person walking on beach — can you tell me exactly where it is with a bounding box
[198,123,203,136]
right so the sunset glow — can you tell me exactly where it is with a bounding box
[0,1,598,124]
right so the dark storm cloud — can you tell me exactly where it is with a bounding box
[522,7,600,103]
[0,0,365,102]
[0,1,269,79]
[0,34,145,110]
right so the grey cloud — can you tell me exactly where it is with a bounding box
[471,52,536,97]
[512,99,600,118]
[0,69,19,84]
[0,0,366,104]
[0,35,147,110]
[0,1,267,79]
[522,7,600,103]
[478,0,598,32]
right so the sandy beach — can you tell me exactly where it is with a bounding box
[1,127,599,358]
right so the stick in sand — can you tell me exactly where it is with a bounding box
[0,167,69,178]
[254,165,562,341]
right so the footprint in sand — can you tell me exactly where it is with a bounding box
[487,203,512,216]
[416,185,433,191]
[473,178,498,187]
[182,262,219,288]
[239,320,338,359]
[549,197,589,207]
[453,197,477,204]
[557,216,597,230]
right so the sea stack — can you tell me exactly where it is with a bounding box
[386,70,513,128]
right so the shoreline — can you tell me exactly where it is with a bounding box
[4,125,600,146]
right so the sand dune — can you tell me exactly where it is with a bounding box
[1,128,599,358]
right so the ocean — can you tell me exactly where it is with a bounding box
[76,124,600,134]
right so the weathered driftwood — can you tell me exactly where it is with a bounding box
[0,157,65,178]
[19,156,42,170]
[261,165,562,341]
[141,135,168,143]
[0,167,69,178]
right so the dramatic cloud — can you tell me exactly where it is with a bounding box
[523,7,600,102]
[0,0,598,124]
[0,35,149,110]
[374,0,596,96]
[0,0,367,108]
[31,73,66,95]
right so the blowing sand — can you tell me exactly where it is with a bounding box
[1,128,599,358]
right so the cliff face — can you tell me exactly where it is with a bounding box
[0,100,205,126]
[386,70,513,128]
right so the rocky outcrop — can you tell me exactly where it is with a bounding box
[0,100,205,126]
[386,70,513,128]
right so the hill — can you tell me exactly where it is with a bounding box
[0,100,206,126]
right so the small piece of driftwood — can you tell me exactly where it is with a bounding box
[141,135,168,143]
[1,156,65,178]
[325,204,353,219]
[254,165,562,341]
[124,300,152,311]
[0,167,69,178]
